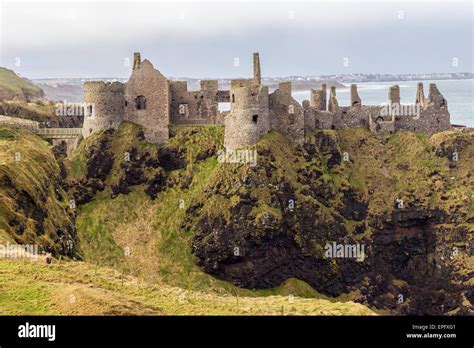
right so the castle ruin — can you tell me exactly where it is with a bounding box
[82,52,451,148]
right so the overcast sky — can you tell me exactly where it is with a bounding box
[0,0,472,78]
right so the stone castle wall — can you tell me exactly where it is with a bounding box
[125,59,170,144]
[304,83,450,135]
[82,81,125,139]
[170,80,219,125]
[269,82,304,145]
[82,52,453,148]
[310,84,327,111]
[224,84,270,150]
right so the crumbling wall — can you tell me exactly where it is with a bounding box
[269,82,304,145]
[350,84,362,107]
[170,80,219,125]
[341,105,381,129]
[310,84,327,111]
[328,86,339,113]
[125,59,170,144]
[369,114,395,134]
[82,81,125,139]
[313,110,335,130]
[393,83,451,134]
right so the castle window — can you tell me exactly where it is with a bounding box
[289,114,295,125]
[125,101,128,107]
[87,105,93,116]
[360,119,366,126]
[232,94,235,103]
[135,95,147,110]
[252,115,258,124]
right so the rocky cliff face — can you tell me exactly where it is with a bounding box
[0,127,77,257]
[186,129,473,315]
[12,121,470,315]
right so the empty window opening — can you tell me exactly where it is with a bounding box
[125,101,128,107]
[232,94,235,103]
[218,102,230,112]
[289,114,295,125]
[252,115,258,124]
[135,95,147,110]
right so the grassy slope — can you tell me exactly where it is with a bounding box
[69,124,473,309]
[0,126,73,248]
[71,124,338,297]
[0,258,374,315]
[2,122,471,315]
[0,67,44,100]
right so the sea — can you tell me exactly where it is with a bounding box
[292,79,474,127]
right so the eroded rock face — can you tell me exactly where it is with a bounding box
[0,129,77,257]
[188,130,473,315]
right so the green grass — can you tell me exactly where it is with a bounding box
[0,258,376,315]
[0,126,73,250]
[3,122,472,316]
[0,67,44,100]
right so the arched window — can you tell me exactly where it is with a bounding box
[135,95,147,110]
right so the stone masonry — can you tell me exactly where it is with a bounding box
[82,52,452,148]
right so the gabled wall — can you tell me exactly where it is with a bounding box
[125,59,170,144]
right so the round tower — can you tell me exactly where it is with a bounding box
[82,81,125,139]
[224,84,270,151]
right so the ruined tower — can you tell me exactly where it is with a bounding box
[225,82,270,151]
[82,81,125,139]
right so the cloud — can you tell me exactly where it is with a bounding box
[1,0,471,77]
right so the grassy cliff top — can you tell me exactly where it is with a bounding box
[0,67,45,101]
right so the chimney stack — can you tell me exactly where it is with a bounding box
[253,52,261,85]
[133,52,141,70]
